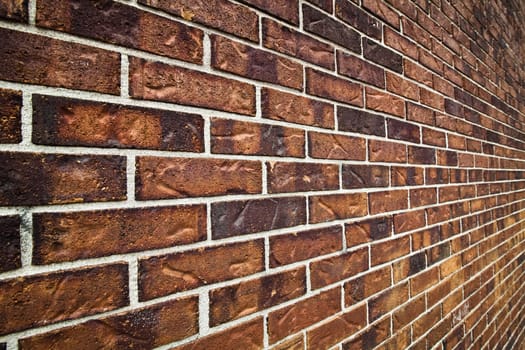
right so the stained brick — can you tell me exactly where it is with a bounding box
[309,131,366,160]
[362,0,400,29]
[338,51,385,88]
[309,193,368,224]
[337,107,385,136]
[368,282,409,321]
[307,68,363,106]
[394,209,426,233]
[407,102,435,126]
[0,215,20,272]
[344,267,391,306]
[386,72,419,100]
[335,0,382,39]
[239,0,298,24]
[409,145,436,164]
[342,315,391,349]
[342,164,389,189]
[384,26,418,59]
[393,294,425,331]
[411,187,437,207]
[387,118,420,143]
[391,166,424,186]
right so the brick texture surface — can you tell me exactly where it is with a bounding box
[0,0,524,349]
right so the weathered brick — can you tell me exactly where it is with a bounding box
[0,28,120,94]
[363,38,403,73]
[209,267,306,325]
[409,145,436,164]
[309,193,368,224]
[387,72,420,101]
[342,164,389,189]
[0,215,20,272]
[37,0,203,63]
[0,152,126,206]
[402,17,431,49]
[310,247,368,289]
[437,150,458,166]
[335,0,382,39]
[371,235,410,265]
[33,205,206,264]
[0,0,27,22]
[362,0,400,29]
[172,318,264,350]
[261,88,334,128]
[418,47,443,74]
[303,4,361,53]
[129,58,255,115]
[391,166,424,186]
[268,288,341,343]
[388,118,420,143]
[344,267,391,306]
[369,190,409,215]
[366,87,406,117]
[337,107,385,136]
[368,282,409,321]
[0,264,128,335]
[307,304,367,350]
[263,18,334,69]
[342,315,391,349]
[0,88,21,144]
[338,51,385,88]
[369,139,407,163]
[345,216,392,247]
[32,95,204,151]
[212,35,303,90]
[212,118,305,157]
[267,162,339,193]
[19,297,198,349]
[212,197,306,238]
[309,131,366,160]
[392,251,426,282]
[136,157,261,199]
[239,0,298,24]
[139,240,264,300]
[306,68,363,106]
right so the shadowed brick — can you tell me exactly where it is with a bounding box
[0,215,20,272]
[335,0,381,39]
[387,118,420,143]
[239,0,298,24]
[338,107,385,136]
[363,38,403,73]
[338,51,385,88]
[0,0,27,22]
[342,315,391,349]
[0,88,22,144]
[409,145,436,164]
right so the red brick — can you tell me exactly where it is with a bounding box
[394,209,426,233]
[139,240,264,300]
[309,193,368,224]
[368,282,409,321]
[402,17,432,49]
[267,162,339,193]
[138,0,259,42]
[404,59,433,87]
[411,187,437,207]
[408,145,436,164]
[0,88,21,144]
[391,166,424,186]
[0,264,128,335]
[369,139,407,163]
[335,0,382,39]
[0,152,126,206]
[308,0,332,12]
[309,131,366,160]
[240,0,298,24]
[345,216,392,247]
[268,288,341,343]
[310,247,369,289]
[270,226,342,267]
[211,118,305,157]
[262,88,334,128]
[418,47,443,74]
[306,68,363,106]
[422,127,446,147]
[338,51,385,88]
[32,95,204,151]
[33,205,206,264]
[37,0,203,63]
[363,38,403,73]
[386,72,419,100]
[420,87,445,110]
[0,0,27,22]
[371,235,410,265]
[369,190,409,215]
[366,87,406,117]
[343,164,390,189]
[344,267,392,305]
[0,28,119,94]
[209,267,306,325]
[263,18,334,69]
[407,102,435,126]
[19,297,198,349]
[363,0,400,29]
[129,58,255,115]
[172,318,264,350]
[0,215,20,272]
[384,26,418,59]
[212,35,303,90]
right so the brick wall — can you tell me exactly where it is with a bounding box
[0,0,524,349]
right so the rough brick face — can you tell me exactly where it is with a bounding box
[267,162,339,193]
[307,68,363,106]
[0,88,22,143]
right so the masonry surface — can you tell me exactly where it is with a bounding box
[0,0,524,349]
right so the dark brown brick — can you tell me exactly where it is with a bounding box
[136,157,261,200]
[171,318,263,350]
[270,226,342,267]
[310,247,368,289]
[0,28,120,94]
[342,315,391,349]
[0,264,128,335]
[303,4,361,53]
[369,139,407,163]
[211,118,305,157]
[391,166,424,186]
[393,294,425,331]
[369,190,408,215]
[338,51,385,88]
[437,150,458,166]
[388,118,420,143]
[263,18,334,69]
[0,0,27,22]
[306,68,363,106]
[345,216,392,247]
[209,267,306,325]
[268,288,341,343]
[344,267,391,305]
[240,0,298,24]
[335,0,382,39]
[409,145,436,164]
[19,297,198,349]
[309,131,366,160]
[366,87,406,117]
[412,305,441,339]
[342,164,389,189]
[0,152,126,206]
[129,58,255,116]
[212,197,306,238]
[138,0,259,42]
[32,95,204,151]
[139,240,264,300]
[33,205,206,264]
[212,35,303,90]
[309,193,368,224]
[368,282,409,321]
[426,167,449,184]
[386,72,419,100]
[0,88,21,144]
[363,38,403,73]
[0,215,20,272]
[362,0,400,29]
[337,107,385,137]
[37,0,203,63]
[420,87,445,111]
[267,162,339,193]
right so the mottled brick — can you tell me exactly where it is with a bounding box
[409,145,436,164]
[309,131,366,160]
[404,59,433,87]
[345,216,392,248]
[407,102,435,126]
[344,267,391,305]
[387,118,420,143]
[363,0,400,29]
[363,38,403,73]
[212,197,306,238]
[368,283,409,321]
[0,264,128,335]
[342,164,389,189]
[335,0,382,39]
[391,166,424,186]
[267,162,339,193]
[386,72,419,100]
[211,118,304,157]
[306,68,363,106]
[369,140,407,163]
[32,95,204,151]
[393,294,425,331]
[0,0,27,22]
[0,215,20,272]
[239,0,298,24]
[0,88,22,144]
[394,209,426,233]
[366,87,406,117]
[384,26,418,59]
[342,315,391,349]
[338,51,385,88]
[33,205,206,264]
[369,190,408,215]
[309,193,368,224]
[310,247,368,289]
[338,107,385,136]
